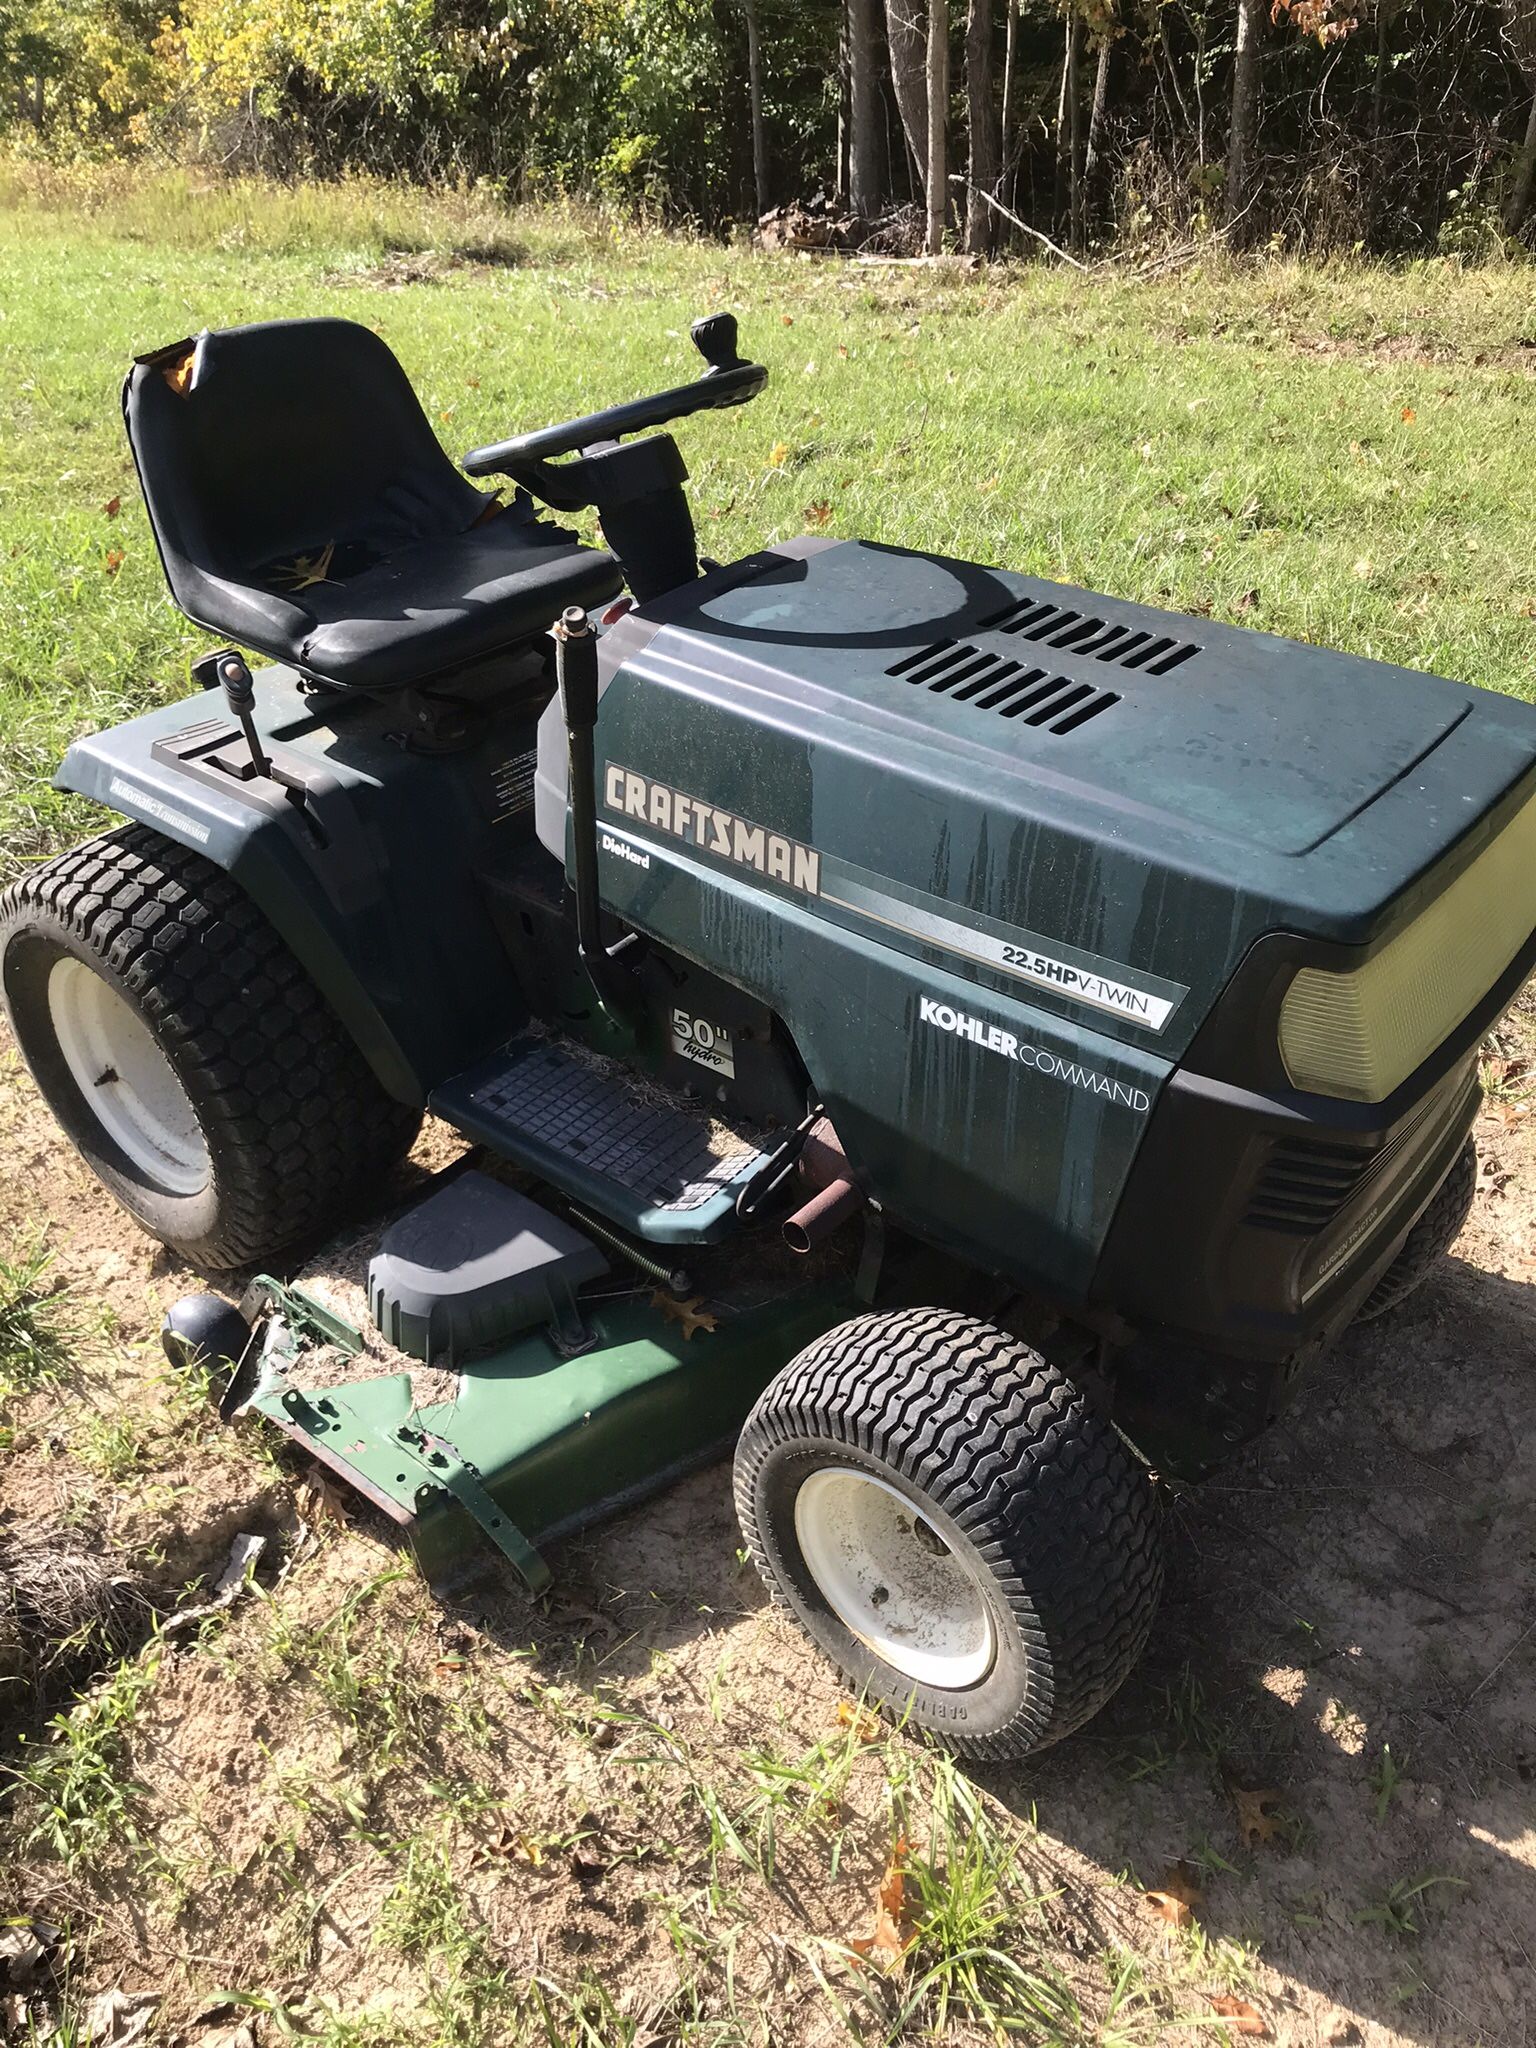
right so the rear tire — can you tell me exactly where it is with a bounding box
[0,824,422,1270]
[1354,1136,1477,1324]
[733,1308,1163,1760]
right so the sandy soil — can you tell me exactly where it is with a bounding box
[1,994,1533,2047]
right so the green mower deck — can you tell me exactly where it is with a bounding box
[240,1274,859,1592]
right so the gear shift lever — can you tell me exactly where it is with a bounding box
[193,647,270,780]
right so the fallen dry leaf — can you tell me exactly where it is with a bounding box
[1236,588,1260,613]
[836,1699,880,1742]
[1400,405,1417,423]
[104,548,125,576]
[473,1819,547,1868]
[82,1988,160,2047]
[294,1471,350,1532]
[651,1292,718,1340]
[768,440,790,468]
[1157,1859,1204,1911]
[103,495,121,518]
[803,500,833,527]
[1231,1784,1288,1847]
[1145,1889,1194,1929]
[200,2025,259,2048]
[850,1840,913,1971]
[0,1926,48,1985]
[1210,1993,1271,2038]
[275,540,338,590]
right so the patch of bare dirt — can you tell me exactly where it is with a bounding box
[321,242,525,291]
[1,998,1534,2045]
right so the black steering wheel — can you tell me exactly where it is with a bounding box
[462,313,766,476]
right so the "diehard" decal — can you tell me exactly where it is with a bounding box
[603,764,820,897]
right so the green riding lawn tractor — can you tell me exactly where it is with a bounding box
[4,312,1533,1759]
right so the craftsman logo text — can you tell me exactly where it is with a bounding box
[603,764,820,897]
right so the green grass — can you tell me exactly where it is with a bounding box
[0,1235,74,1414]
[0,164,1531,2046]
[4,168,1536,875]
[5,1643,159,1868]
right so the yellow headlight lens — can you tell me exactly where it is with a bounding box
[1279,793,1536,1102]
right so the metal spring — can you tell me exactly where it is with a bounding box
[566,1207,691,1296]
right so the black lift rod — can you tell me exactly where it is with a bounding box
[555,607,643,1031]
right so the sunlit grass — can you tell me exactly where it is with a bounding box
[0,1235,73,1412]
[3,173,1536,870]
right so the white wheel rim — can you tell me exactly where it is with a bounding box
[794,1467,996,1690]
[47,956,209,1195]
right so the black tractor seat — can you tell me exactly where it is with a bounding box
[123,318,623,693]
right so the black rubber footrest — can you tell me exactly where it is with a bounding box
[430,1038,775,1245]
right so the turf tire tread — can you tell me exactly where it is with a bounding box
[0,823,421,1267]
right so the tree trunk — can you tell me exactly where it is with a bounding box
[1226,0,1263,233]
[1067,9,1085,251]
[1053,11,1071,231]
[964,0,997,251]
[1508,88,1536,233]
[999,0,1018,193]
[743,0,770,218]
[1503,3,1536,232]
[848,0,884,215]
[1085,29,1111,183]
[886,0,929,198]
[710,0,755,220]
[837,5,849,199]
[925,0,949,251]
[1158,10,1193,139]
[1371,0,1390,138]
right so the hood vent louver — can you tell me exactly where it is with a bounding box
[885,599,1202,737]
[976,598,1202,676]
[886,639,1120,735]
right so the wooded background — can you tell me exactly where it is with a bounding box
[6,0,1536,257]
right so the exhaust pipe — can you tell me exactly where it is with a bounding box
[783,1176,862,1253]
[782,1116,864,1253]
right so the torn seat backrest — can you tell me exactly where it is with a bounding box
[123,317,490,624]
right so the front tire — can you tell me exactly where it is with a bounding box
[1354,1136,1477,1324]
[734,1308,1163,1760]
[0,825,422,1269]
